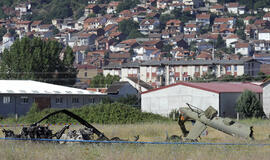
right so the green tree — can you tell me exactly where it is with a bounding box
[236,29,246,40]
[171,8,195,23]
[90,74,120,88]
[0,27,7,41]
[199,25,211,35]
[256,72,267,81]
[116,0,139,13]
[0,37,77,86]
[52,26,60,35]
[159,14,175,29]
[117,94,140,108]
[118,19,139,36]
[235,19,245,30]
[127,29,144,39]
[235,90,265,118]
[161,44,173,53]
[215,35,225,49]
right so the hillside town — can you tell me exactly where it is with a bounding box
[1,0,270,118]
[1,0,270,89]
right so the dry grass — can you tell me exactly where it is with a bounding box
[1,121,270,160]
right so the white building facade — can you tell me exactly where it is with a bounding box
[142,82,262,117]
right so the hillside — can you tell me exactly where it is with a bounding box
[1,0,270,22]
[0,0,89,23]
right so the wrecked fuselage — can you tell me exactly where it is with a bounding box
[176,103,254,141]
[2,109,138,142]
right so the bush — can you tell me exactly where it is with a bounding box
[235,90,265,118]
[169,109,179,121]
[5,102,169,124]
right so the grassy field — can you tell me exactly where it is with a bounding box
[1,120,270,160]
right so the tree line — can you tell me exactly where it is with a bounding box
[0,37,77,86]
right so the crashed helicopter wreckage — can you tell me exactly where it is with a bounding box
[167,103,254,142]
[2,105,253,143]
[2,109,139,143]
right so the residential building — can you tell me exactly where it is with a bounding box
[263,12,270,21]
[121,62,140,79]
[210,4,224,15]
[107,1,120,14]
[76,64,99,84]
[106,81,138,99]
[258,29,270,41]
[84,17,106,30]
[84,4,101,16]
[196,13,210,25]
[235,42,251,56]
[183,0,202,8]
[254,40,270,52]
[103,63,122,77]
[225,34,239,48]
[139,19,160,35]
[30,20,42,32]
[165,19,182,32]
[0,32,14,53]
[244,56,270,77]
[120,77,153,92]
[184,23,198,34]
[139,59,245,86]
[16,20,31,32]
[226,2,245,15]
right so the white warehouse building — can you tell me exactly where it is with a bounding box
[262,79,270,117]
[142,82,262,118]
[0,80,105,117]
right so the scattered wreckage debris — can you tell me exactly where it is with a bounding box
[168,103,254,142]
[1,104,254,144]
[2,109,139,143]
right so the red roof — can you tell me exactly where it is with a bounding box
[227,2,239,8]
[225,34,239,39]
[196,13,210,19]
[235,42,249,48]
[142,82,262,94]
[264,12,270,18]
[214,17,234,23]
[76,64,97,69]
[211,4,224,9]
[166,19,181,26]
[85,4,99,9]
[87,88,107,93]
[185,23,197,28]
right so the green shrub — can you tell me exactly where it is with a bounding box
[2,102,169,124]
[169,109,180,121]
[235,90,265,118]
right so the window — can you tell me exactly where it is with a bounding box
[3,96,11,104]
[195,66,200,72]
[72,97,79,104]
[56,97,63,104]
[202,66,208,72]
[220,66,224,72]
[84,72,87,77]
[21,96,29,104]
[234,65,237,71]
[89,98,95,103]
[226,66,231,71]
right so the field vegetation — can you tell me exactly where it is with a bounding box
[1,121,270,160]
[0,102,169,124]
[1,104,270,159]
